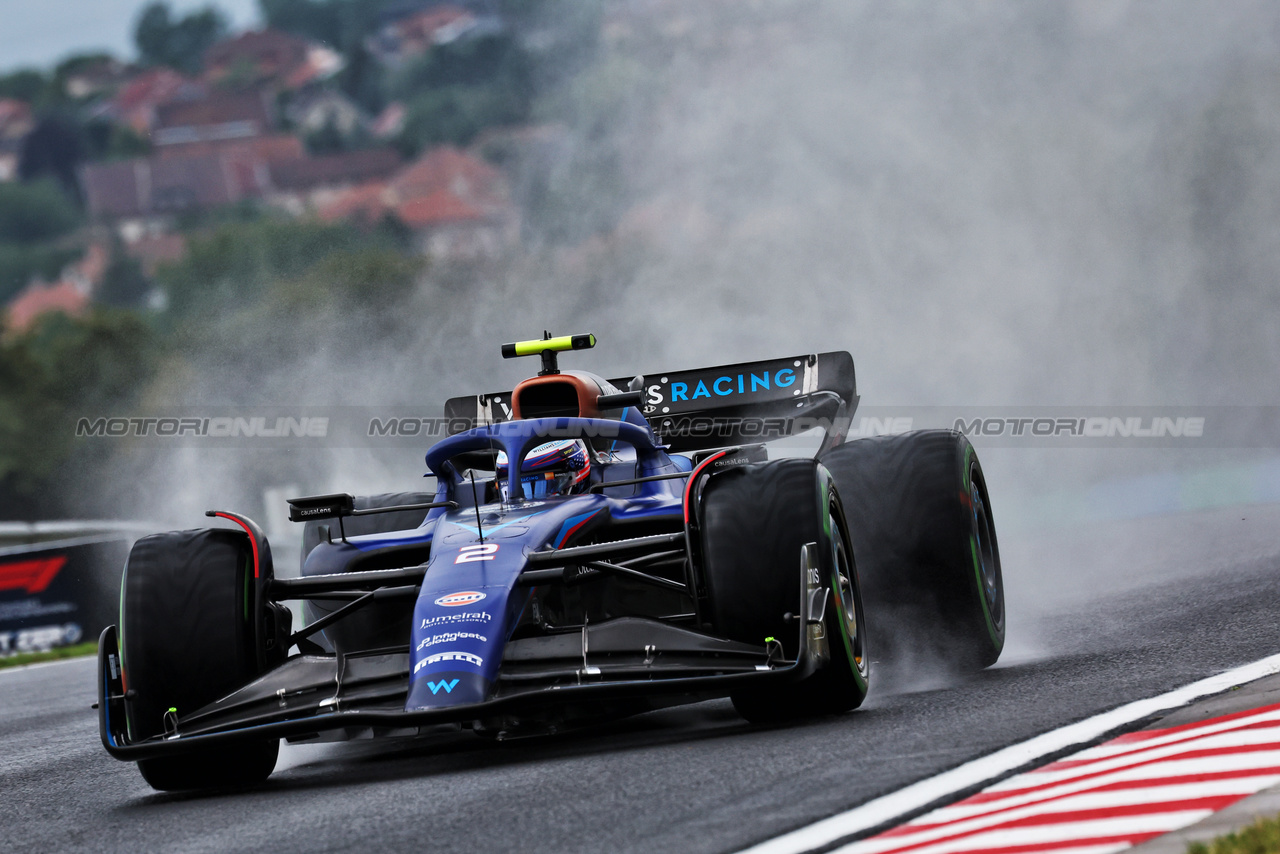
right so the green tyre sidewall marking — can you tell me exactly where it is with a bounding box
[962,441,1002,649]
[818,464,868,691]
[832,505,869,692]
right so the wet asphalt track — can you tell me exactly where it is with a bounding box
[5,503,1280,854]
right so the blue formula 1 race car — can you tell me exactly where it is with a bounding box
[97,334,1005,790]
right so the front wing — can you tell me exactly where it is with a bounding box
[99,582,826,760]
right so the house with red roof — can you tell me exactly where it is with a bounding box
[317,145,518,261]
[106,68,205,136]
[82,139,403,230]
[203,29,343,90]
[3,244,107,334]
[80,136,305,229]
[151,90,274,148]
[4,281,89,333]
[266,148,403,214]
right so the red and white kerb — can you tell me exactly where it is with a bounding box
[840,702,1280,854]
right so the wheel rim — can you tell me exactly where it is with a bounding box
[969,466,1003,629]
[829,511,867,679]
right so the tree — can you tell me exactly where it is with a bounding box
[155,216,410,320]
[0,179,84,303]
[304,114,347,155]
[52,53,118,103]
[96,249,152,309]
[391,34,534,152]
[0,68,50,104]
[261,1,389,111]
[0,245,81,305]
[399,86,526,152]
[82,117,152,162]
[0,310,158,518]
[274,246,420,311]
[0,180,82,244]
[17,115,86,199]
[260,0,390,52]
[391,34,532,97]
[259,0,344,47]
[338,43,385,114]
[498,0,602,90]
[134,2,228,75]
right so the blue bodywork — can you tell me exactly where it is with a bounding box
[301,417,693,713]
[96,349,867,773]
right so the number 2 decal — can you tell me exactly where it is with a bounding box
[455,543,499,563]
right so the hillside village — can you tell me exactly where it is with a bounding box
[0,0,603,331]
[0,0,758,520]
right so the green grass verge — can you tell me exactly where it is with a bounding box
[0,642,99,670]
[1189,814,1280,854]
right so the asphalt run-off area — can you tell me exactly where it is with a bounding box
[4,501,1280,854]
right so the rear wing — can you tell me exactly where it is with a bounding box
[443,351,858,454]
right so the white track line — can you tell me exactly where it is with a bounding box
[0,654,94,677]
[736,652,1280,854]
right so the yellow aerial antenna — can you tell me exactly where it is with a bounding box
[501,331,596,375]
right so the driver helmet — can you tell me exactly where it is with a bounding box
[495,439,591,500]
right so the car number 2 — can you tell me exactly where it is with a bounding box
[455,543,499,563]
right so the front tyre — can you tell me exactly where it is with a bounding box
[698,459,869,723]
[121,528,278,791]
[808,490,870,714]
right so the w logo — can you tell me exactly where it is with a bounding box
[426,678,459,695]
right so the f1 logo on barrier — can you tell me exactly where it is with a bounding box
[0,556,67,595]
[455,544,499,564]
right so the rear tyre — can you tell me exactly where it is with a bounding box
[820,430,1005,671]
[121,528,278,791]
[699,459,869,723]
